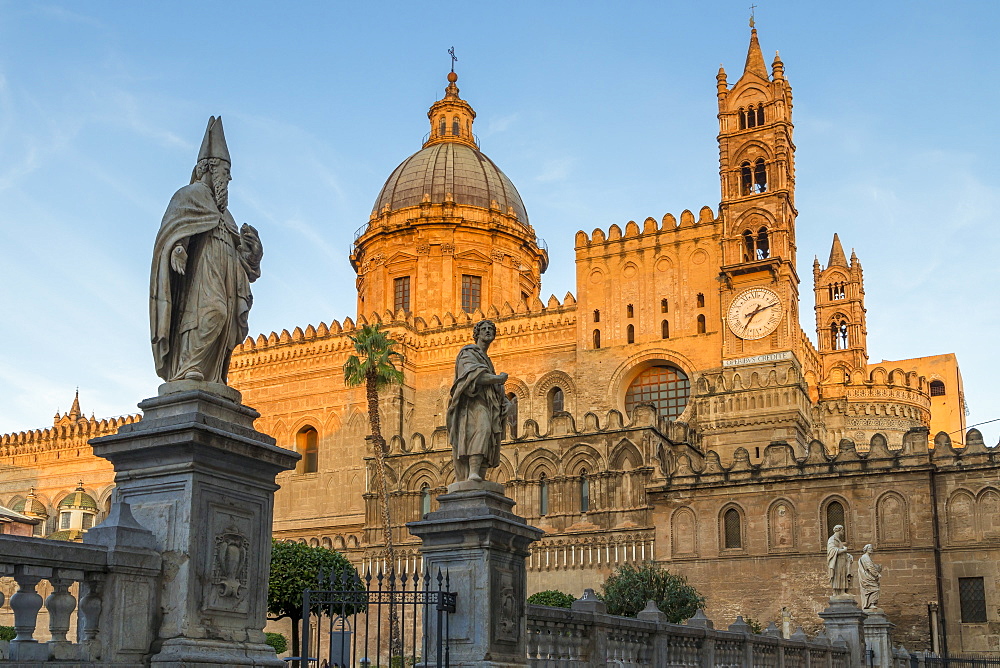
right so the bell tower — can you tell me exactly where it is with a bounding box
[716,24,800,360]
[813,234,868,372]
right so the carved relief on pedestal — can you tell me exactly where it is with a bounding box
[213,528,250,600]
[492,567,520,644]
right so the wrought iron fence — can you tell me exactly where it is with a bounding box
[919,655,1000,668]
[301,567,456,668]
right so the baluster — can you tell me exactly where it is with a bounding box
[78,573,104,651]
[10,565,51,661]
[46,569,82,645]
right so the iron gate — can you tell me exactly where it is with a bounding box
[301,567,456,667]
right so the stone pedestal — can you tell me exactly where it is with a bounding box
[819,597,868,668]
[407,481,543,668]
[90,386,299,667]
[863,609,895,668]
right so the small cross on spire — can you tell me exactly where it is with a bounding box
[448,46,458,73]
[749,3,757,28]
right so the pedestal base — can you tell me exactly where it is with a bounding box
[863,609,896,668]
[819,597,867,668]
[91,389,298,668]
[408,488,542,667]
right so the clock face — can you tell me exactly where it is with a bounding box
[727,287,783,340]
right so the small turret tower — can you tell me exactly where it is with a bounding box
[814,234,868,373]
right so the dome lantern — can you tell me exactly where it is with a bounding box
[423,71,478,150]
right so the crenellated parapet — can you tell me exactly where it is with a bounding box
[574,207,719,249]
[0,413,140,457]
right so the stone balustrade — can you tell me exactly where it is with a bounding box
[0,500,160,666]
[526,593,855,668]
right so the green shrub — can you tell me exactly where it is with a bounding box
[265,632,287,654]
[744,616,763,635]
[527,590,576,608]
[600,562,705,622]
[0,626,13,642]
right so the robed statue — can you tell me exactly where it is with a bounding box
[857,544,883,610]
[446,320,512,483]
[150,116,262,386]
[827,524,854,598]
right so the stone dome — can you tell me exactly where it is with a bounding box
[373,141,529,225]
[12,496,47,517]
[58,485,98,511]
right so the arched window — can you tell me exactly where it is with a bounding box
[753,158,767,193]
[593,329,601,349]
[593,309,601,323]
[421,483,431,516]
[438,117,446,136]
[661,320,669,339]
[506,392,518,438]
[829,282,846,301]
[549,387,564,415]
[747,107,757,128]
[626,304,634,318]
[756,103,765,126]
[626,324,635,343]
[452,117,461,136]
[660,298,668,313]
[756,227,770,259]
[743,229,755,260]
[740,162,753,195]
[297,427,319,474]
[738,108,746,130]
[580,470,590,513]
[697,314,706,334]
[830,319,849,350]
[539,473,549,516]
[723,508,742,549]
[826,500,846,540]
[930,380,946,396]
[697,293,705,308]
[625,365,690,420]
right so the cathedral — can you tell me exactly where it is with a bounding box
[1,27,996,654]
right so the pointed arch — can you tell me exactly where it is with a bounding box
[767,499,797,551]
[876,491,909,546]
[671,506,698,557]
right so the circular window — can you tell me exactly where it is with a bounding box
[624,365,690,420]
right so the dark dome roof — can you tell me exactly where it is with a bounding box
[373,142,528,224]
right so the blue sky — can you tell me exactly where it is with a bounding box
[1,1,998,443]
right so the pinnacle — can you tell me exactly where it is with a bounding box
[828,234,848,268]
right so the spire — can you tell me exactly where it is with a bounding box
[423,71,478,149]
[828,234,848,268]
[68,388,81,421]
[743,28,769,80]
[772,50,784,80]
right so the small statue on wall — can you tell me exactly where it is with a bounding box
[446,319,511,483]
[857,544,883,610]
[827,524,854,598]
[150,116,262,388]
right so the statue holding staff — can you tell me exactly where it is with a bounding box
[446,319,512,483]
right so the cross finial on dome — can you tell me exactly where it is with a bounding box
[448,46,457,73]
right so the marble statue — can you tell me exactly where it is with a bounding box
[446,319,511,483]
[827,524,854,597]
[150,116,262,386]
[857,544,883,609]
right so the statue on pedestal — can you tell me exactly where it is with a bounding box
[446,319,511,483]
[827,524,854,598]
[858,544,883,610]
[150,116,262,386]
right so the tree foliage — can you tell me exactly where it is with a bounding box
[267,540,363,661]
[265,632,288,654]
[527,590,576,608]
[600,563,704,622]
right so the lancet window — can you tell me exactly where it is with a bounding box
[830,318,849,350]
[828,282,846,300]
[549,387,564,416]
[627,324,635,344]
[697,314,706,334]
[593,329,601,349]
[723,508,743,549]
[661,320,669,339]
[297,426,319,474]
[740,159,768,195]
[539,473,549,516]
[580,471,590,513]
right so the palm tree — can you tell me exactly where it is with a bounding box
[343,323,404,657]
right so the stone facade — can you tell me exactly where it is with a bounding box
[0,25,991,655]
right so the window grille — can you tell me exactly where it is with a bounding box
[393,276,410,313]
[82,514,94,530]
[724,508,742,549]
[930,380,946,397]
[461,275,481,313]
[60,512,71,530]
[826,501,846,540]
[959,577,987,623]
[625,365,690,420]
